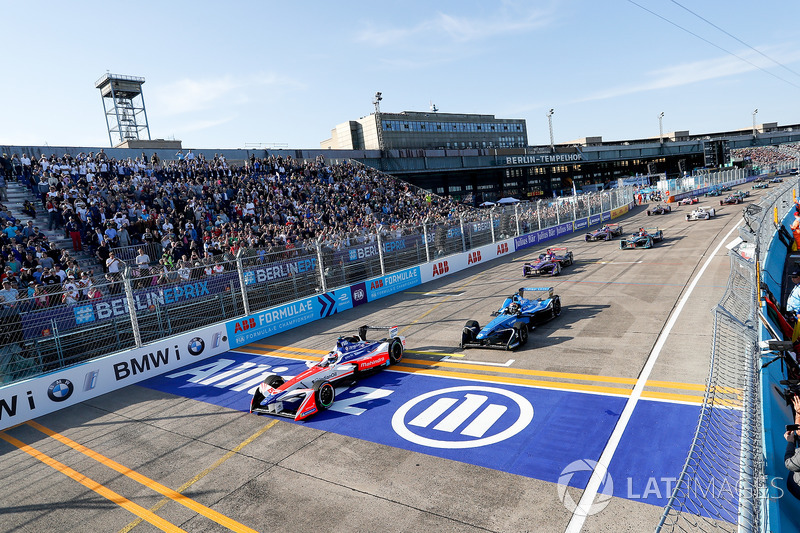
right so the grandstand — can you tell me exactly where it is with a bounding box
[1,140,799,531]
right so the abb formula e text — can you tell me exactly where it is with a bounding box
[250,326,404,420]
[461,287,561,350]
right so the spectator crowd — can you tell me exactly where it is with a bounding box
[0,149,466,322]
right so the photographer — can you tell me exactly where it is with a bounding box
[784,395,800,499]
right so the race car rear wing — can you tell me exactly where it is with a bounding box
[546,247,569,253]
[357,325,399,341]
[644,227,660,233]
[519,287,555,298]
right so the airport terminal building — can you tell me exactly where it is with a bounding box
[316,110,800,204]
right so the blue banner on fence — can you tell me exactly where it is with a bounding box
[365,267,421,301]
[226,288,353,349]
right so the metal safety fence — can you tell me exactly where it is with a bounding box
[656,179,799,532]
[0,185,635,386]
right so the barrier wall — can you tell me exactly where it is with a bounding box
[0,323,231,429]
[760,208,800,532]
[0,201,634,430]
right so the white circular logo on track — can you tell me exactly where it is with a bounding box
[391,385,533,449]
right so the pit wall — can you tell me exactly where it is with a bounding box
[760,207,800,533]
[0,202,633,430]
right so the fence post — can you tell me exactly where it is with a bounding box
[488,209,495,243]
[315,237,327,294]
[459,214,467,250]
[514,203,521,236]
[537,200,542,230]
[235,248,250,316]
[423,218,431,263]
[122,266,142,348]
[376,226,386,276]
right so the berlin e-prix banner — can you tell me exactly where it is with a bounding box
[0,202,633,428]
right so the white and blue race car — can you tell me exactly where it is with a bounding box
[250,326,404,420]
[460,287,561,350]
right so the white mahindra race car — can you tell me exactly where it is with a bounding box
[685,206,716,221]
[250,326,404,420]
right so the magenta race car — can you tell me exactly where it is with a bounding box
[250,326,404,420]
[522,247,574,277]
[585,223,623,242]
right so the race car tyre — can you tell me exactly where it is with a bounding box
[719,201,723,206]
[265,375,285,389]
[552,263,560,276]
[566,253,574,266]
[585,235,590,242]
[461,320,480,348]
[710,209,716,217]
[250,390,264,412]
[646,211,651,216]
[513,321,528,346]
[388,338,403,364]
[552,296,562,318]
[313,381,335,410]
[685,215,690,221]
[667,206,671,212]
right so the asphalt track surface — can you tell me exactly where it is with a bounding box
[0,188,757,533]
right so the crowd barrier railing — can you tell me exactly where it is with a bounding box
[656,176,800,532]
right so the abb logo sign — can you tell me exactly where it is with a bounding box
[497,243,509,255]
[233,318,257,333]
[432,261,450,277]
[467,251,482,264]
[370,280,384,290]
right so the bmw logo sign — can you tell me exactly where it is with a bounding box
[47,379,74,402]
[188,337,205,356]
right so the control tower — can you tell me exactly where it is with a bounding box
[95,73,151,147]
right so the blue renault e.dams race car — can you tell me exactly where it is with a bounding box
[460,287,561,350]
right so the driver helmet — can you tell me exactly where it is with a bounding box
[321,351,338,366]
[508,302,521,315]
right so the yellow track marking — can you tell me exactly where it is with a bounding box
[234,346,708,397]
[26,420,260,533]
[0,431,186,533]
[117,420,280,533]
[391,365,633,396]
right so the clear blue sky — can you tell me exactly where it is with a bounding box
[2,1,799,150]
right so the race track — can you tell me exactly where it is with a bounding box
[0,191,752,533]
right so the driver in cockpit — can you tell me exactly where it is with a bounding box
[508,302,521,316]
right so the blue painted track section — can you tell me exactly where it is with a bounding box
[139,351,717,510]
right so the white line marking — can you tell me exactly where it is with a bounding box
[440,357,516,367]
[563,219,743,533]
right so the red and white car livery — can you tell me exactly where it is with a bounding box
[250,326,405,420]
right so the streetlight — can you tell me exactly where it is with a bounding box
[752,108,758,137]
[658,112,665,144]
[547,109,555,152]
